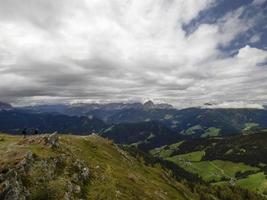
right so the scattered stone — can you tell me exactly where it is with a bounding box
[81,167,90,181]
[44,132,59,148]
[16,151,34,173]
[74,185,81,194]
[71,173,79,182]
[0,170,29,200]
[71,160,90,183]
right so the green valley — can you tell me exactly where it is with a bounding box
[1,133,265,200]
[150,130,267,196]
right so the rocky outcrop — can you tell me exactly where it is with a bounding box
[18,132,60,148]
[0,170,29,200]
[0,133,90,200]
[71,159,90,183]
[0,101,12,110]
[43,132,60,148]
[0,151,34,200]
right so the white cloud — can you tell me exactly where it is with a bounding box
[0,0,266,107]
[252,0,267,6]
[202,101,264,109]
[249,34,261,43]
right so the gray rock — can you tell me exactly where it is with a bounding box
[72,160,90,182]
[44,132,59,148]
[0,170,29,200]
[81,167,90,181]
[74,185,81,194]
[16,151,34,174]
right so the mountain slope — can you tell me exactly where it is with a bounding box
[0,133,196,200]
[19,102,267,139]
[102,108,267,137]
[0,133,264,200]
[150,130,267,195]
[0,110,106,134]
[168,130,267,167]
[101,121,184,151]
[0,101,12,110]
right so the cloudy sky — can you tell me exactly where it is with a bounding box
[0,0,267,107]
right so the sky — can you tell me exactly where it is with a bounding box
[0,0,267,108]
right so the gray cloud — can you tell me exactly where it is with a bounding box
[0,0,266,107]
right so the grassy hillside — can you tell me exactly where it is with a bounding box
[150,131,267,196]
[0,133,194,200]
[0,133,264,200]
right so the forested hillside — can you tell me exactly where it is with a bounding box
[0,133,265,200]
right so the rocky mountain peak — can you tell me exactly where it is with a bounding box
[0,101,12,110]
[143,100,154,109]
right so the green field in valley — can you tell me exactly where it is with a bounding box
[150,141,267,196]
[215,172,267,195]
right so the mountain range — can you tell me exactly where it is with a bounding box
[1,100,267,199]
[1,101,267,143]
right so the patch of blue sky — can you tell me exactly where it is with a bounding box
[183,0,267,56]
[183,0,253,34]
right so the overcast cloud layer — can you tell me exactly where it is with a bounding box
[0,0,267,107]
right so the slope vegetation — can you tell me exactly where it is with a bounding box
[0,133,264,200]
[150,130,267,195]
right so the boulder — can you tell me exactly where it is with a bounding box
[44,132,59,148]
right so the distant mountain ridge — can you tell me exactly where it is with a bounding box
[100,121,184,151]
[1,101,267,143]
[21,101,174,116]
[0,110,106,134]
[97,107,267,136]
[0,101,12,110]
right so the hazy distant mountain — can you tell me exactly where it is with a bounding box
[22,104,69,113]
[143,100,174,109]
[0,101,12,110]
[18,102,267,139]
[98,108,267,150]
[2,101,267,145]
[0,110,106,134]
[98,107,267,144]
[101,121,184,150]
[20,101,174,116]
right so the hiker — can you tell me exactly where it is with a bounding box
[34,128,39,135]
[22,128,27,138]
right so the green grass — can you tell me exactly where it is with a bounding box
[201,127,220,138]
[167,156,259,182]
[1,133,266,199]
[149,141,184,158]
[236,172,267,193]
[184,125,202,135]
[243,123,259,131]
[149,131,267,196]
[164,114,173,120]
[167,151,205,162]
[168,141,184,150]
[0,133,197,200]
[215,172,267,194]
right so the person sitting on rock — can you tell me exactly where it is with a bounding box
[34,129,39,135]
[22,128,27,138]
